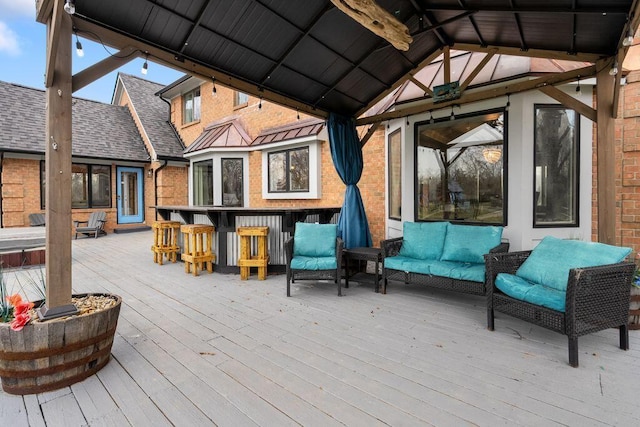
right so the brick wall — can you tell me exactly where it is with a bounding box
[171,81,387,245]
[1,158,41,227]
[617,70,640,255]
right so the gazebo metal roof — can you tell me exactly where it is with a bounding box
[40,0,640,119]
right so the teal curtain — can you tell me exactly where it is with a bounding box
[327,113,373,249]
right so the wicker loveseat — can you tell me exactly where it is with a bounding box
[381,222,509,295]
[485,236,635,367]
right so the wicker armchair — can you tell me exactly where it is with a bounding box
[485,250,635,367]
[285,222,344,297]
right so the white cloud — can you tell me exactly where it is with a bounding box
[0,0,36,18]
[0,21,20,56]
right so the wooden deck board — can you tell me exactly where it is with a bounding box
[1,231,639,426]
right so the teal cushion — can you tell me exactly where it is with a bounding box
[429,261,486,283]
[495,273,566,312]
[398,221,448,260]
[293,223,337,257]
[290,256,337,270]
[516,236,632,292]
[441,224,503,263]
[384,256,431,275]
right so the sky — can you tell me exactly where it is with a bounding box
[0,0,184,104]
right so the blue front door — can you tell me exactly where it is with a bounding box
[116,167,144,223]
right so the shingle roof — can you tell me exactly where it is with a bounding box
[0,81,149,161]
[117,73,186,160]
[184,116,252,155]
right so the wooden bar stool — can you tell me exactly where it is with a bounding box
[180,224,215,276]
[237,226,269,280]
[151,220,180,265]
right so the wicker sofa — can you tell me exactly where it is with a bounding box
[381,222,509,295]
[485,236,635,367]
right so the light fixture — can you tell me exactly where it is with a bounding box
[482,147,502,164]
[406,116,409,126]
[258,97,262,109]
[63,0,75,14]
[449,105,455,121]
[623,27,634,47]
[429,110,434,124]
[141,55,148,75]
[147,169,153,178]
[575,76,581,94]
[74,32,84,57]
[609,59,619,76]
[505,94,511,111]
[211,77,217,96]
[296,109,300,120]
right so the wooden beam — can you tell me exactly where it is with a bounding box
[538,85,597,122]
[330,0,413,51]
[356,48,444,117]
[459,49,497,92]
[453,43,603,63]
[596,58,617,245]
[44,4,75,313]
[36,0,54,24]
[72,47,138,93]
[409,76,433,97]
[44,0,62,88]
[360,122,382,146]
[443,46,451,84]
[70,19,329,119]
[357,64,597,125]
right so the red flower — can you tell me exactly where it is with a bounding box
[14,301,34,316]
[10,313,31,331]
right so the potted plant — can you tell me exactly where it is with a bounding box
[0,268,121,395]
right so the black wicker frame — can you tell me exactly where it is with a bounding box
[485,250,635,367]
[285,237,344,297]
[381,237,509,295]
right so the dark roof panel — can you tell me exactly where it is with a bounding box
[0,81,149,161]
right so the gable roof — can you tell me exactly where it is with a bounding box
[0,81,149,162]
[116,73,186,160]
[184,116,252,155]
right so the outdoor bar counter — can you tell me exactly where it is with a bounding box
[155,205,341,273]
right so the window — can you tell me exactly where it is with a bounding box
[221,158,243,207]
[534,105,579,227]
[193,160,213,205]
[268,147,309,192]
[41,162,111,209]
[415,109,506,225]
[183,88,201,124]
[234,91,249,108]
[388,129,402,219]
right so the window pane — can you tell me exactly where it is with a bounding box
[184,92,193,124]
[72,164,89,208]
[269,152,287,192]
[235,91,249,107]
[388,129,401,219]
[534,106,578,227]
[416,110,506,225]
[193,88,201,121]
[222,158,243,207]
[40,161,45,209]
[193,160,213,205]
[289,148,309,191]
[91,165,111,207]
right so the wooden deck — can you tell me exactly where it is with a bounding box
[2,231,639,426]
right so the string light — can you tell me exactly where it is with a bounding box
[449,105,455,121]
[74,31,84,58]
[258,97,262,109]
[505,94,510,111]
[211,77,217,96]
[63,0,75,14]
[141,55,148,75]
[575,76,581,94]
[406,116,409,126]
[296,109,300,120]
[609,59,619,76]
[623,27,634,47]
[429,111,434,124]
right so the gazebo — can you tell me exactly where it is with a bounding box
[34,0,639,317]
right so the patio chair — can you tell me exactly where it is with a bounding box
[74,211,107,239]
[485,236,635,367]
[285,222,343,296]
[29,213,46,227]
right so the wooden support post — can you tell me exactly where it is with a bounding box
[596,57,616,245]
[39,3,78,320]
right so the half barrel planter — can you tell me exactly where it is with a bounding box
[0,293,121,395]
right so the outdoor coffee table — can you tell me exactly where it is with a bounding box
[343,247,382,293]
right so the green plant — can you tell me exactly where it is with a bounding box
[0,267,12,323]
